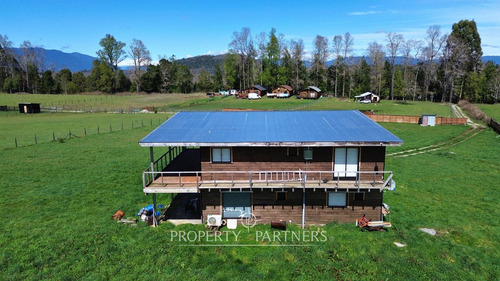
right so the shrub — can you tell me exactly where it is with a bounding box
[458,100,491,124]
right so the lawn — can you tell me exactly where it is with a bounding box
[477,103,500,120]
[1,93,454,116]
[0,110,498,279]
[0,111,169,150]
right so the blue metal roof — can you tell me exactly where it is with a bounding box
[139,110,403,147]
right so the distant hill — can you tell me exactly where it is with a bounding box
[7,47,500,75]
[482,56,500,65]
[175,54,225,78]
[11,47,96,72]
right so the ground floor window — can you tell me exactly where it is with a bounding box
[275,191,287,201]
[222,192,251,218]
[328,191,347,207]
[352,192,365,201]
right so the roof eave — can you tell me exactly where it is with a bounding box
[139,141,403,147]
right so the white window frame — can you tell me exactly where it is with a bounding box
[211,148,232,163]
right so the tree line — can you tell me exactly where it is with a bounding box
[0,19,499,103]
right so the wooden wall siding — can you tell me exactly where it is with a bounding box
[201,147,333,181]
[200,147,386,182]
[359,147,386,181]
[201,190,221,222]
[200,190,383,225]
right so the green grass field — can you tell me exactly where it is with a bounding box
[477,104,500,120]
[0,95,499,279]
[1,93,455,116]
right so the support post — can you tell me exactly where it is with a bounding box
[153,193,158,227]
[302,173,306,229]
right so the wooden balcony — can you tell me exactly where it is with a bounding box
[143,169,394,194]
[142,147,395,194]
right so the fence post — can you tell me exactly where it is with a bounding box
[53,132,55,141]
[69,130,72,139]
[35,134,37,144]
[15,137,17,148]
[84,128,87,136]
[98,125,100,134]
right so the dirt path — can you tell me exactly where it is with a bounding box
[387,127,483,158]
[450,104,485,129]
[387,103,485,158]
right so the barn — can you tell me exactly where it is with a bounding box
[139,110,402,227]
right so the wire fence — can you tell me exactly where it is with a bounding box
[6,118,168,150]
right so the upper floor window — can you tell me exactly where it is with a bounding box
[212,148,231,163]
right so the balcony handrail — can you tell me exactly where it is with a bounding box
[143,169,394,190]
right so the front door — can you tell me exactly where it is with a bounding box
[334,148,359,179]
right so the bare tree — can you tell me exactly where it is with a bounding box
[290,39,304,91]
[367,41,385,95]
[422,25,447,100]
[128,39,151,92]
[386,32,404,100]
[255,32,267,85]
[332,35,342,97]
[229,27,254,89]
[342,32,354,97]
[442,34,469,102]
[312,35,329,87]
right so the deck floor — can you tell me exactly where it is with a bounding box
[145,177,386,193]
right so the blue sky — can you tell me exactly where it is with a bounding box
[1,0,499,65]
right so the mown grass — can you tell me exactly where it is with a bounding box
[477,103,500,121]
[1,93,454,116]
[0,111,170,150]
[0,112,498,279]
[0,92,207,111]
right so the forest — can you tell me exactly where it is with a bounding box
[0,19,498,103]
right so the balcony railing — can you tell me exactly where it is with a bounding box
[142,169,394,193]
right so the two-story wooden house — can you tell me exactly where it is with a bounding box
[139,110,402,227]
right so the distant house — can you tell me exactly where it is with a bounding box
[268,85,293,98]
[238,85,267,99]
[139,111,402,227]
[18,103,41,114]
[297,86,321,99]
[355,92,380,103]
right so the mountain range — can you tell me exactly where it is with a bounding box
[10,48,500,74]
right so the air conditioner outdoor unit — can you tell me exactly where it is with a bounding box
[207,215,222,227]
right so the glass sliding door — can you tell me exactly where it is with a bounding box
[334,148,359,178]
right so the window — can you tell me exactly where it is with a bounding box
[276,191,287,201]
[212,148,231,163]
[287,147,298,157]
[223,192,251,218]
[328,191,347,207]
[304,148,313,160]
[353,192,365,201]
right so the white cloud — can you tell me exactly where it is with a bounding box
[349,11,379,16]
